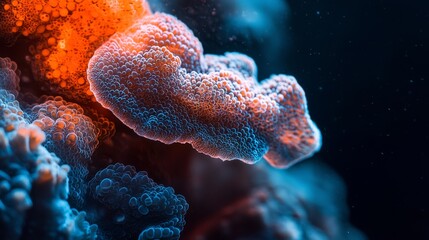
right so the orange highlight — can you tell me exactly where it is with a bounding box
[0,0,151,103]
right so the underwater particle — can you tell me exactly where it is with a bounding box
[88,163,189,240]
[87,13,320,168]
[0,57,20,96]
[25,96,100,206]
[0,0,152,103]
[0,123,97,240]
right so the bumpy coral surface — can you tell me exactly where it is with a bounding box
[88,163,189,240]
[25,96,100,206]
[88,13,321,168]
[0,90,26,132]
[0,49,189,239]
[26,96,99,159]
[0,0,151,103]
[0,57,20,96]
[0,122,97,240]
[122,13,205,72]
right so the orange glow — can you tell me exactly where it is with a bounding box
[0,0,151,103]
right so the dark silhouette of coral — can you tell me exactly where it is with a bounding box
[88,163,189,240]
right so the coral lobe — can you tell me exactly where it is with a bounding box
[88,13,321,168]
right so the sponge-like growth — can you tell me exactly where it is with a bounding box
[88,163,189,240]
[0,57,20,96]
[26,96,99,160]
[87,13,321,168]
[26,96,100,206]
[0,90,26,132]
[0,123,97,240]
[204,52,258,81]
[123,13,205,72]
[255,75,321,167]
[1,0,151,103]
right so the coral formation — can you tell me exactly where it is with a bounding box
[86,108,116,143]
[88,13,320,168]
[25,96,100,206]
[27,96,99,159]
[124,13,205,72]
[0,90,26,132]
[88,163,189,240]
[0,50,189,239]
[0,1,346,239]
[0,0,151,103]
[0,57,20,97]
[0,114,97,240]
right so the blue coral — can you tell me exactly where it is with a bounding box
[0,82,97,239]
[1,54,190,240]
[0,123,97,240]
[25,96,100,207]
[1,75,96,207]
[0,90,26,131]
[88,163,189,240]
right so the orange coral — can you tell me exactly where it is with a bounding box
[0,0,151,102]
[28,96,100,159]
[88,13,321,168]
[124,13,205,72]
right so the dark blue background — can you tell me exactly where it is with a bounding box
[285,2,428,239]
[165,0,429,239]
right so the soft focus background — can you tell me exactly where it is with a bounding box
[148,0,428,239]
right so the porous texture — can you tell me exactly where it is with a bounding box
[0,90,26,132]
[204,52,258,81]
[87,13,321,168]
[0,123,97,240]
[26,96,99,206]
[123,13,205,72]
[26,96,99,159]
[85,108,116,143]
[0,0,151,103]
[88,163,189,240]
[0,57,20,96]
